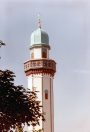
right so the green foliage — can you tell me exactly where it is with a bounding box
[0,70,45,132]
[32,127,44,132]
[15,126,24,132]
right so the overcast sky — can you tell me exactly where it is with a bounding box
[0,0,90,132]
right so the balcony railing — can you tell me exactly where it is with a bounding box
[24,59,56,72]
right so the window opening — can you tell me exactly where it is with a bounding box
[44,90,48,99]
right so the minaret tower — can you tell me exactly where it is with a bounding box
[24,14,56,132]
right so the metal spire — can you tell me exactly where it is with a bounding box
[38,13,41,28]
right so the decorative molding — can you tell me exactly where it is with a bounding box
[24,59,56,76]
[29,44,50,50]
[24,58,56,64]
[25,69,55,76]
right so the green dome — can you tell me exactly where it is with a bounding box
[30,28,49,46]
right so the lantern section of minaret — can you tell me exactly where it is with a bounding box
[24,16,56,132]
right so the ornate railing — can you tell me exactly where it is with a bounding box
[24,59,56,72]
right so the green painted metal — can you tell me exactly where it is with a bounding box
[31,28,49,46]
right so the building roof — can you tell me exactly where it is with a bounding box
[30,28,49,47]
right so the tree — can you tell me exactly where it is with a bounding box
[0,70,44,132]
[15,126,24,132]
[32,128,44,132]
[0,40,5,47]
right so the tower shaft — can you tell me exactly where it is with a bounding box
[24,23,56,132]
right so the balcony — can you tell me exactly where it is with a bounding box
[24,59,56,73]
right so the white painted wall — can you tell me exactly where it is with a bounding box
[30,48,49,59]
[27,75,33,132]
[30,48,41,59]
[47,49,49,59]
[27,73,54,132]
[33,74,43,131]
[27,75,32,90]
[43,74,54,132]
[34,48,41,59]
[43,74,51,132]
[51,77,54,132]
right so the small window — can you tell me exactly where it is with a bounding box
[35,62,37,66]
[50,63,52,67]
[42,49,47,58]
[45,90,48,99]
[43,62,45,66]
[31,52,34,59]
[31,63,33,67]
[39,63,41,66]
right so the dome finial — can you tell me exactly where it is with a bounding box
[38,13,41,28]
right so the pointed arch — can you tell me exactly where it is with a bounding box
[42,48,47,58]
[31,52,34,59]
[44,90,48,99]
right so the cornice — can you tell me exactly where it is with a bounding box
[25,69,55,77]
[24,59,56,71]
[29,44,51,50]
[24,58,56,64]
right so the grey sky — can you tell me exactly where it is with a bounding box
[0,0,90,132]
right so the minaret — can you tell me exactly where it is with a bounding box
[24,14,56,132]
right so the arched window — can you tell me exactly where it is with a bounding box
[31,52,34,59]
[42,49,47,58]
[42,51,47,58]
[44,90,48,99]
